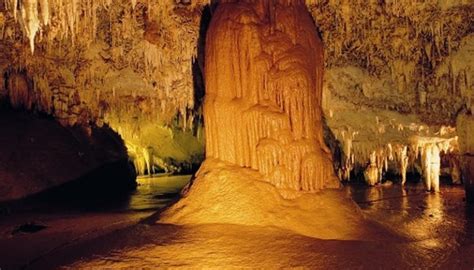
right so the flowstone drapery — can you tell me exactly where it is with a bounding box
[203,0,339,192]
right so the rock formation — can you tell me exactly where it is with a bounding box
[159,0,368,238]
[203,0,339,192]
[0,1,473,199]
[314,0,472,185]
[0,0,208,175]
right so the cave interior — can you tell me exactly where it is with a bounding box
[0,0,474,269]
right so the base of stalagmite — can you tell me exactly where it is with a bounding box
[159,159,396,240]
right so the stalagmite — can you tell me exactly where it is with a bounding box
[414,137,455,192]
[364,151,379,186]
[422,144,433,191]
[203,0,339,193]
[158,0,371,239]
[398,145,409,185]
[430,144,441,192]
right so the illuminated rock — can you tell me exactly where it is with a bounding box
[413,136,457,192]
[160,0,355,236]
[399,145,409,185]
[160,158,379,240]
[429,144,441,192]
[19,0,40,53]
[364,151,379,186]
[203,0,339,193]
[0,0,471,203]
[341,129,357,181]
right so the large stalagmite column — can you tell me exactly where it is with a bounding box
[204,0,338,191]
[159,1,373,238]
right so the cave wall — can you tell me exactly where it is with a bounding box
[308,0,473,122]
[0,0,472,180]
[0,0,208,174]
[306,0,473,180]
[0,107,135,202]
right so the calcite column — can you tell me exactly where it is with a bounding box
[203,0,339,191]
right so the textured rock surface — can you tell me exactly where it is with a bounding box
[161,0,352,235]
[309,1,473,122]
[311,0,473,181]
[203,0,338,191]
[0,0,208,174]
[0,1,472,178]
[0,1,472,195]
[160,159,382,240]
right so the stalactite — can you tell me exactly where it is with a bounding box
[0,0,471,184]
[396,145,409,185]
[39,0,49,26]
[20,0,40,53]
[340,130,357,181]
[13,0,18,20]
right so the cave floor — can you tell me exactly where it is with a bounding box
[2,180,474,269]
[0,175,190,270]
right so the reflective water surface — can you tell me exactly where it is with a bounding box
[31,181,474,269]
[347,182,474,268]
[3,177,474,269]
[128,175,192,211]
[0,175,192,270]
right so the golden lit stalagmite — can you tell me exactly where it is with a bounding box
[159,0,375,240]
[204,0,339,192]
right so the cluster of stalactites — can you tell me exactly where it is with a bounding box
[122,136,176,176]
[4,0,114,53]
[1,0,210,132]
[3,0,213,54]
[306,0,473,98]
[336,121,459,188]
[358,137,458,189]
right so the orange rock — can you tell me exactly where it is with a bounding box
[203,0,338,191]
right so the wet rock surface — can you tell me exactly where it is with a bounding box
[0,175,191,270]
[7,181,471,269]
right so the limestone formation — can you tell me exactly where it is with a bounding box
[160,0,346,234]
[203,0,339,192]
[0,0,472,180]
[0,0,472,197]
[364,151,379,186]
[1,0,208,174]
